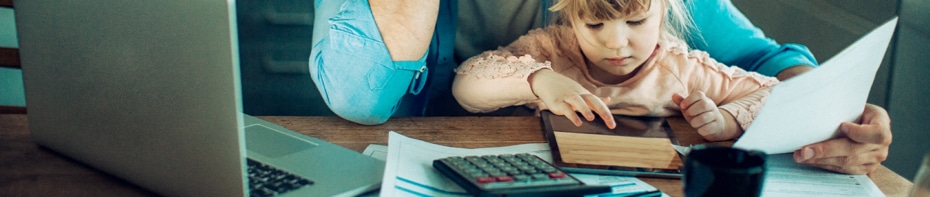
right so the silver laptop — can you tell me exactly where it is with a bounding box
[14,0,383,196]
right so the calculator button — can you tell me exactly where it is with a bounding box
[473,162,490,168]
[495,176,514,182]
[476,176,495,184]
[500,154,516,159]
[505,169,522,175]
[549,172,567,179]
[526,159,543,165]
[532,163,550,169]
[463,166,480,172]
[531,173,549,180]
[492,162,510,168]
[540,167,557,173]
[513,174,530,181]
[434,154,593,194]
[519,166,537,173]
[468,172,487,178]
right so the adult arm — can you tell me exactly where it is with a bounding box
[369,0,438,61]
[686,0,817,80]
[308,0,438,125]
[688,0,892,174]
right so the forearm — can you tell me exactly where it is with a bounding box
[452,26,566,112]
[718,109,743,141]
[453,75,539,113]
[370,0,439,61]
[748,45,819,77]
[452,54,550,113]
[688,0,818,77]
[775,64,814,80]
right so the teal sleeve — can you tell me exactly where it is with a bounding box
[686,0,818,77]
[309,0,456,124]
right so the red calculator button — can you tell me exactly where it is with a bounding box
[496,176,514,182]
[476,176,495,184]
[549,172,566,179]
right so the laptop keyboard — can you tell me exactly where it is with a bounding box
[247,159,314,196]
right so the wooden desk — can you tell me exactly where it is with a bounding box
[0,114,914,196]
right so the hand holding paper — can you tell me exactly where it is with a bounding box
[733,18,898,157]
[795,103,893,174]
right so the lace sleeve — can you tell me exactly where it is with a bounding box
[718,88,771,131]
[451,27,566,113]
[455,53,551,79]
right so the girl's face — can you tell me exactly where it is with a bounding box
[572,1,663,83]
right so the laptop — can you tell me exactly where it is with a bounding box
[14,0,383,196]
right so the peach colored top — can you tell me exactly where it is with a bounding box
[452,26,779,130]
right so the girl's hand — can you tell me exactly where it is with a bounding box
[530,70,616,129]
[672,91,730,141]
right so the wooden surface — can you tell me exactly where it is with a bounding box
[0,114,915,196]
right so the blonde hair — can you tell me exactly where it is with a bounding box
[549,0,694,44]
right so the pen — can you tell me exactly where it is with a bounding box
[597,189,662,197]
[625,189,662,197]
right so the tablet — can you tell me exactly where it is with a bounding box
[539,110,683,179]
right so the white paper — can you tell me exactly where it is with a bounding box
[362,144,389,161]
[672,144,692,155]
[733,18,898,154]
[762,154,885,197]
[572,174,666,197]
[378,131,667,197]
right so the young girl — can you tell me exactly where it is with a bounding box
[451,0,778,141]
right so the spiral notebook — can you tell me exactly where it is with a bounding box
[540,110,683,179]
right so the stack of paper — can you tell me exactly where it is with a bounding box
[373,132,885,197]
[369,131,666,197]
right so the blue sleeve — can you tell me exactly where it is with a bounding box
[309,0,427,125]
[685,0,818,77]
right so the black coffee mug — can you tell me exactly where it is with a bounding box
[683,145,767,197]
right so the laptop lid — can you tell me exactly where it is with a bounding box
[17,0,386,195]
[17,0,247,196]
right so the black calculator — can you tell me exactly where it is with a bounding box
[433,153,611,197]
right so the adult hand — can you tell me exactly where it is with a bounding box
[529,69,616,129]
[672,91,734,141]
[794,104,892,174]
